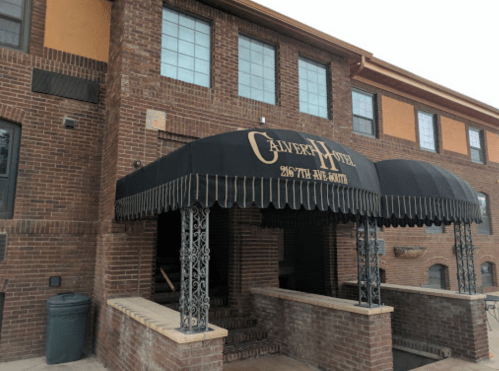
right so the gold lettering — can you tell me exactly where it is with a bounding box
[248,131,278,164]
[269,140,280,153]
[278,140,292,153]
[306,139,339,171]
[299,144,312,156]
[292,143,303,155]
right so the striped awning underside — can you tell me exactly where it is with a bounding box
[380,194,482,227]
[114,173,381,221]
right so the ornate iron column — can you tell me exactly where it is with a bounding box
[454,221,477,294]
[357,218,381,307]
[179,204,211,333]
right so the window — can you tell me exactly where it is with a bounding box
[238,34,275,105]
[0,120,21,219]
[428,264,446,289]
[469,127,484,163]
[161,7,211,88]
[426,224,443,234]
[477,192,490,235]
[481,262,494,287]
[418,111,437,151]
[352,89,376,136]
[0,0,31,52]
[299,57,328,118]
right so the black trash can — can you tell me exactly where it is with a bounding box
[46,293,90,365]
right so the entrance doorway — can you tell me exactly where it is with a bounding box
[279,226,327,295]
[154,206,230,306]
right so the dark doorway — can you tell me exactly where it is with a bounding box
[279,226,326,295]
[155,205,230,306]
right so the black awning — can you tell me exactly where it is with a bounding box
[115,129,381,220]
[375,159,482,227]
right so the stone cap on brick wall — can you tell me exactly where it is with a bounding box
[345,281,487,301]
[107,297,228,344]
[250,287,394,315]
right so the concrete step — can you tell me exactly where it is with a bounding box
[225,327,267,345]
[212,317,257,331]
[223,340,280,363]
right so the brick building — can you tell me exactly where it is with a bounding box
[0,0,498,370]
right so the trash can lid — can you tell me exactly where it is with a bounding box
[47,293,91,307]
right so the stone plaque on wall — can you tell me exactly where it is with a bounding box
[146,109,166,131]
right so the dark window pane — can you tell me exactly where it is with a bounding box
[0,129,11,175]
[428,264,446,289]
[482,262,494,287]
[353,116,374,136]
[477,193,490,235]
[0,17,21,47]
[426,224,443,233]
[471,148,483,163]
[0,0,23,19]
[0,120,20,219]
[352,89,375,136]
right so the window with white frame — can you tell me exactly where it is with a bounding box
[418,111,436,151]
[299,57,328,118]
[161,7,211,88]
[469,127,484,164]
[352,89,376,136]
[477,192,490,235]
[238,34,276,105]
[0,0,31,52]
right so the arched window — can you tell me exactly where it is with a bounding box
[477,193,491,235]
[428,264,447,289]
[481,262,494,287]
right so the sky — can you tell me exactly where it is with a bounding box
[252,0,499,110]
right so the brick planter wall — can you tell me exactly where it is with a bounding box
[105,298,227,371]
[345,282,489,362]
[251,288,394,371]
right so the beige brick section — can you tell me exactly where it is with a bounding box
[251,287,394,315]
[107,297,228,344]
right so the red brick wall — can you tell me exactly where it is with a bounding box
[345,283,489,362]
[105,305,224,371]
[0,1,106,357]
[228,207,280,316]
[252,292,393,371]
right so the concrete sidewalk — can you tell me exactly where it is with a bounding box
[0,355,106,371]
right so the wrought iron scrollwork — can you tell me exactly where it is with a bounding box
[357,218,381,307]
[454,221,477,294]
[179,204,210,333]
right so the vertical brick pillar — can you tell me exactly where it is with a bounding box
[228,207,280,316]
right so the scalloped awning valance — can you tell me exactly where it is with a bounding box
[114,129,381,221]
[114,130,482,227]
[375,159,482,227]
